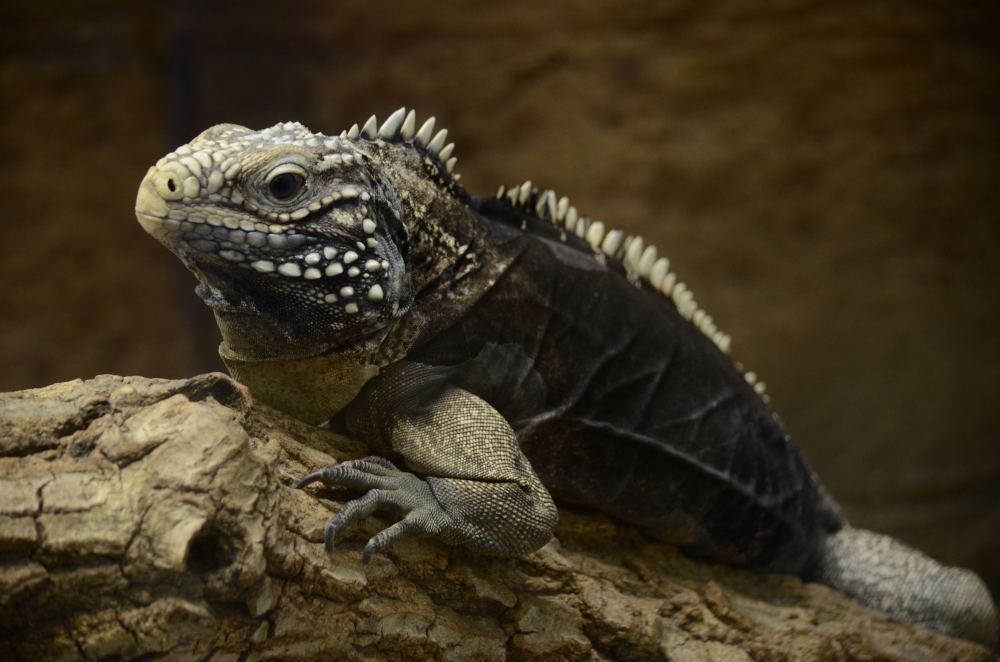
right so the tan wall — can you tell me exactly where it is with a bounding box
[2,1,998,593]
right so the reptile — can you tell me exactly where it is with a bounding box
[134,107,997,648]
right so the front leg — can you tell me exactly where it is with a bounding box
[297,360,558,561]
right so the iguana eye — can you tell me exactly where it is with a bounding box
[269,172,304,199]
[264,163,309,202]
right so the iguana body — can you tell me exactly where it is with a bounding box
[135,108,997,648]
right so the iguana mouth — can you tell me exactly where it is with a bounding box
[137,207,385,282]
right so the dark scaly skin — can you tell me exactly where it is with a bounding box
[402,200,841,575]
[136,110,997,648]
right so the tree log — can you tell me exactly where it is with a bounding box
[0,374,992,661]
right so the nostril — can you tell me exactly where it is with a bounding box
[150,169,185,202]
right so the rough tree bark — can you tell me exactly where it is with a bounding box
[0,374,993,661]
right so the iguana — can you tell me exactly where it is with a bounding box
[135,107,998,648]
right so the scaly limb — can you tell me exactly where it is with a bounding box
[296,359,558,562]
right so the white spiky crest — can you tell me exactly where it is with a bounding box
[343,107,462,182]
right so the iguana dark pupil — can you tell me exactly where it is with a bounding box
[269,172,303,199]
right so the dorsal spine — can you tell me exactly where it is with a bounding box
[492,180,770,402]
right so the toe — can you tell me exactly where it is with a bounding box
[332,489,396,530]
[362,518,420,564]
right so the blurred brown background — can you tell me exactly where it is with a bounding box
[2,1,998,593]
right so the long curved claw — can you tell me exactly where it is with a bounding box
[296,471,326,490]
[297,456,452,560]
[325,519,336,550]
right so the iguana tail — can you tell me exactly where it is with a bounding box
[811,525,998,649]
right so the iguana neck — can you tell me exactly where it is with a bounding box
[215,309,383,425]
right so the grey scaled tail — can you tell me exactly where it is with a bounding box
[811,525,998,649]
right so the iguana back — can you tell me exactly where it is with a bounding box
[406,196,840,575]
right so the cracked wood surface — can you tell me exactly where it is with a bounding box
[0,374,993,661]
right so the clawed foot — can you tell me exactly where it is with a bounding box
[297,456,451,563]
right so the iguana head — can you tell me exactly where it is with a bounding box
[135,108,467,362]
